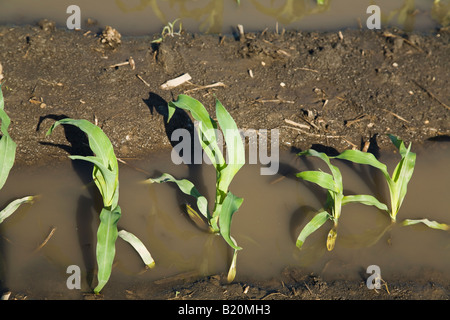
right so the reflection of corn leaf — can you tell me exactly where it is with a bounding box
[432,0,450,27]
[118,230,156,268]
[115,0,167,23]
[380,0,416,31]
[251,0,330,25]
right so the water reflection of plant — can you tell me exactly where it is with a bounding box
[432,0,450,27]
[375,0,450,31]
[115,0,228,33]
[115,0,168,22]
[251,0,330,25]
[115,0,330,33]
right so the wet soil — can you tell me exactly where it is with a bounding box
[0,21,449,300]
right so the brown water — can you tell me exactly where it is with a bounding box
[1,0,447,35]
[0,141,449,297]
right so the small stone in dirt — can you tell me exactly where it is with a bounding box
[0,61,3,81]
[38,19,56,32]
[100,26,121,49]
[393,37,404,52]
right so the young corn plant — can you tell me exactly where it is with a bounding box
[148,94,244,282]
[46,118,154,294]
[152,18,182,43]
[333,134,448,230]
[0,85,34,225]
[296,149,388,251]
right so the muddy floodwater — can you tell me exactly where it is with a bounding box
[1,0,447,35]
[1,141,449,298]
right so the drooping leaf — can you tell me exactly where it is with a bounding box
[118,230,155,268]
[401,219,449,231]
[0,196,34,224]
[94,206,121,294]
[215,99,245,194]
[296,210,330,249]
[147,173,210,221]
[299,149,343,190]
[46,119,117,171]
[46,119,119,208]
[333,149,390,181]
[342,194,389,212]
[296,171,339,193]
[69,155,118,208]
[167,95,225,168]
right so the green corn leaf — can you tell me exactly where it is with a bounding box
[333,149,390,181]
[296,210,330,249]
[390,142,416,216]
[298,149,342,191]
[389,134,408,157]
[342,195,389,212]
[296,171,339,193]
[401,219,449,231]
[46,119,117,172]
[0,196,34,224]
[69,155,118,208]
[167,95,225,168]
[118,230,155,268]
[147,173,210,221]
[215,98,245,172]
[46,119,119,207]
[94,206,121,294]
[218,191,243,251]
[0,124,16,191]
[215,98,245,195]
[0,87,17,190]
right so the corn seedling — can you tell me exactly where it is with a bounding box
[46,118,154,294]
[332,134,448,230]
[148,94,244,282]
[152,18,182,43]
[0,85,34,225]
[296,149,388,251]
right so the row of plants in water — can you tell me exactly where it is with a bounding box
[0,86,448,294]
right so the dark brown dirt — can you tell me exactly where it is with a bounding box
[0,21,449,300]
